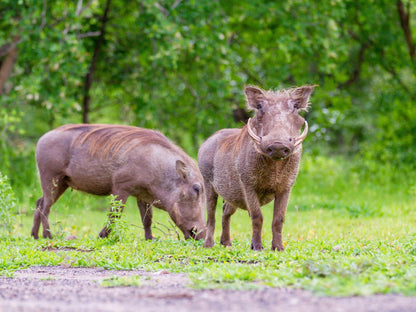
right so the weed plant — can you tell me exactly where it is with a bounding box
[105,195,130,243]
[1,156,415,296]
[0,173,17,233]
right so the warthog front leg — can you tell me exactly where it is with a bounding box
[250,211,264,250]
[271,191,290,251]
[245,191,263,251]
[203,181,218,248]
[138,200,153,240]
[220,202,237,247]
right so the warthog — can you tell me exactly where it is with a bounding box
[198,85,314,250]
[31,124,206,240]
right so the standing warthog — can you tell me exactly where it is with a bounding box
[31,124,206,240]
[198,85,314,250]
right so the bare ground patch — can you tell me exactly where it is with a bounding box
[1,266,416,312]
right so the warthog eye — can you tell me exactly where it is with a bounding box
[257,100,265,110]
[193,183,201,196]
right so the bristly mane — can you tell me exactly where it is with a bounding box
[246,88,311,112]
[219,125,249,155]
[59,124,179,158]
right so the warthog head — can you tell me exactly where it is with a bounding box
[245,85,314,160]
[168,160,206,240]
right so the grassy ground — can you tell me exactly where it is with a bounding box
[1,156,416,296]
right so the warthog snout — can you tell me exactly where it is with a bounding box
[184,226,206,240]
[265,142,293,160]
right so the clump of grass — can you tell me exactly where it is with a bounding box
[100,275,142,287]
[105,195,130,243]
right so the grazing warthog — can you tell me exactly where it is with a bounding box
[199,85,314,250]
[31,124,206,240]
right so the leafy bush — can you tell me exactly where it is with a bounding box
[0,172,17,233]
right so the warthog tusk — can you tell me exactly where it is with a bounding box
[294,120,308,147]
[247,118,262,145]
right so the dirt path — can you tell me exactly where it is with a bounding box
[1,266,416,312]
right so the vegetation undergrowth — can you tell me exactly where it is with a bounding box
[1,156,415,296]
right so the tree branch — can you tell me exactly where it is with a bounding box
[177,74,199,99]
[171,0,183,10]
[380,61,414,100]
[76,0,96,17]
[40,0,47,30]
[338,42,369,89]
[346,27,414,98]
[397,0,415,60]
[241,66,263,85]
[82,0,111,123]
[0,36,20,95]
[77,31,101,39]
[154,2,169,17]
[0,43,12,58]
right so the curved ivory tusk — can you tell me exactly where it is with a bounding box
[294,120,308,147]
[247,118,262,145]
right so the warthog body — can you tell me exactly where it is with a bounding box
[199,85,314,250]
[32,124,206,240]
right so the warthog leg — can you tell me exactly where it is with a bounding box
[245,191,264,251]
[250,212,264,250]
[31,175,68,239]
[220,202,237,247]
[271,191,290,251]
[203,180,218,248]
[138,200,153,240]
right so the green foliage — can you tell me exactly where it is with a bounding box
[0,0,415,171]
[105,195,130,243]
[0,172,17,233]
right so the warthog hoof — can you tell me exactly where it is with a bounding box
[43,230,53,239]
[250,242,263,251]
[98,227,110,238]
[203,238,214,248]
[271,245,284,252]
[220,239,232,247]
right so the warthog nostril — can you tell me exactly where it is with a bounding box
[266,144,291,159]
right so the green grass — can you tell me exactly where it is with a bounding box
[1,156,416,296]
[100,276,143,287]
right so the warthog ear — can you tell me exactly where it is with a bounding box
[176,160,190,181]
[290,85,315,111]
[245,86,267,110]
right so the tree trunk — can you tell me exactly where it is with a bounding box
[397,0,415,61]
[0,36,20,95]
[82,0,111,123]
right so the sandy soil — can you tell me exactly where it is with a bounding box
[1,266,416,312]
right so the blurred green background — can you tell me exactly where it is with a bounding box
[0,0,415,198]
